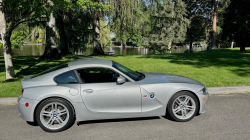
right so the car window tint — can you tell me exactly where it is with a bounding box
[31,63,68,78]
[77,68,119,83]
[112,62,141,81]
[54,70,79,84]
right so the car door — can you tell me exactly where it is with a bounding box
[77,67,141,113]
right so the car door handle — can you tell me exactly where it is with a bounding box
[82,89,93,94]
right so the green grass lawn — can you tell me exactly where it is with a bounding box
[0,48,250,97]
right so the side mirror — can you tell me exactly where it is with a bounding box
[117,76,126,84]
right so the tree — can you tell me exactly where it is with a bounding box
[129,31,142,47]
[61,3,93,54]
[184,0,209,52]
[41,0,108,57]
[0,2,14,79]
[41,0,72,59]
[148,0,190,54]
[56,9,71,55]
[109,0,148,47]
[62,0,110,55]
[211,0,218,49]
[222,0,250,52]
[41,11,61,59]
[186,16,206,52]
[92,0,104,55]
[0,0,48,79]
[214,0,231,48]
[0,23,27,48]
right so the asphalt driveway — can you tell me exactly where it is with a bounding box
[0,93,250,140]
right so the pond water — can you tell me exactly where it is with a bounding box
[0,45,207,56]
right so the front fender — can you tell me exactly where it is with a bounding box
[140,83,204,114]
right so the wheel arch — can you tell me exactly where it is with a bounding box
[166,90,200,115]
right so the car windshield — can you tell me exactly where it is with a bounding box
[112,61,144,81]
[31,63,68,79]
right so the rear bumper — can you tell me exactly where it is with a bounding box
[18,96,39,122]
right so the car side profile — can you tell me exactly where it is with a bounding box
[18,58,209,132]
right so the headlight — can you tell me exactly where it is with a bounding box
[200,87,207,95]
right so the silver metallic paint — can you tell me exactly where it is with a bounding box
[80,82,141,113]
[18,58,208,123]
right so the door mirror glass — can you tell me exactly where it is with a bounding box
[117,76,126,84]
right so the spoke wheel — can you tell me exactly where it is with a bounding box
[172,95,196,120]
[167,91,199,122]
[36,98,74,132]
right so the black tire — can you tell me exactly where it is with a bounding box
[167,91,199,122]
[35,98,74,132]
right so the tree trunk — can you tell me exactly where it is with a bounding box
[57,10,71,55]
[0,4,16,79]
[190,41,193,53]
[91,0,105,55]
[41,13,61,59]
[231,39,234,48]
[211,0,218,49]
[240,45,246,52]
[168,41,172,54]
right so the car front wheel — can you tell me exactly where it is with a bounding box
[35,98,74,132]
[167,91,199,122]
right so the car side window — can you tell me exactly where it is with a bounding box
[77,68,120,83]
[54,70,79,84]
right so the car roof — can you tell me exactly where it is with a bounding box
[68,58,113,69]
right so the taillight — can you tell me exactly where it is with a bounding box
[21,89,24,97]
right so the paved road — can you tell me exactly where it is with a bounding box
[1,93,250,140]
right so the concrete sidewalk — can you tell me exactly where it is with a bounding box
[0,86,249,105]
[207,86,250,94]
[0,97,18,105]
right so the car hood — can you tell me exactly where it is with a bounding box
[139,72,204,86]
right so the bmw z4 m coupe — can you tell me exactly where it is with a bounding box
[18,58,209,132]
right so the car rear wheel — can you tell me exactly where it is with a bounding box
[35,98,74,132]
[167,91,199,122]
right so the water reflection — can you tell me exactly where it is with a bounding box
[0,45,207,56]
[0,45,45,56]
[82,46,150,56]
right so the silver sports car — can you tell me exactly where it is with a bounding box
[18,58,209,132]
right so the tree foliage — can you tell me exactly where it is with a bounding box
[0,23,27,48]
[109,0,149,46]
[100,20,110,48]
[184,0,212,52]
[222,0,250,52]
[148,0,190,53]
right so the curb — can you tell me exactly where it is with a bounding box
[207,86,250,95]
[1,86,250,105]
[0,97,18,105]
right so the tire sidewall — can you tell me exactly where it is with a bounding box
[167,91,199,122]
[35,98,74,132]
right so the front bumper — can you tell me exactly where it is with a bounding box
[18,96,39,122]
[198,92,209,114]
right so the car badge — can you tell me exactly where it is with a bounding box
[143,95,147,97]
[150,93,155,98]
